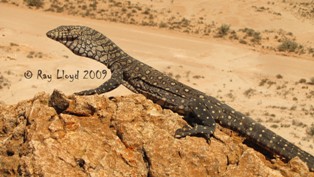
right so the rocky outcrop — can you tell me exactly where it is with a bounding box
[0,90,313,177]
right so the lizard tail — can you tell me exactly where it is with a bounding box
[225,110,314,171]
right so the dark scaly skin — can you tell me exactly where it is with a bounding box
[47,25,314,171]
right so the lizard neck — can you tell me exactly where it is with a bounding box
[91,39,130,69]
[63,32,130,69]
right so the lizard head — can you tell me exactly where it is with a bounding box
[46,25,83,43]
[46,25,105,57]
[47,25,127,64]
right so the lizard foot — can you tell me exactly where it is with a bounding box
[175,124,214,143]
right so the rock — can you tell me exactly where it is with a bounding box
[49,89,70,114]
[0,91,313,177]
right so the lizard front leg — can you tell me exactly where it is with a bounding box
[175,98,216,141]
[75,70,123,95]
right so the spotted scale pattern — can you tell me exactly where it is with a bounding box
[47,26,314,171]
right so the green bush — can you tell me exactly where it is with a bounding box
[277,40,298,52]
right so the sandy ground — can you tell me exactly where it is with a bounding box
[0,3,313,156]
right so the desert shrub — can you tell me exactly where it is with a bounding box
[240,28,255,36]
[278,39,298,52]
[239,39,247,44]
[243,88,256,98]
[276,74,283,79]
[309,77,314,85]
[216,24,230,37]
[251,32,261,43]
[307,124,314,136]
[159,21,168,28]
[240,28,261,43]
[24,0,43,8]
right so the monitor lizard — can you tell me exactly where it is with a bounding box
[46,25,314,171]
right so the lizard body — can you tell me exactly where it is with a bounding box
[47,25,314,171]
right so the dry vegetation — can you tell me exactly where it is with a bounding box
[281,0,314,20]
[163,65,205,86]
[0,42,46,60]
[260,76,314,129]
[1,0,313,58]
[221,74,314,142]
[0,73,11,90]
